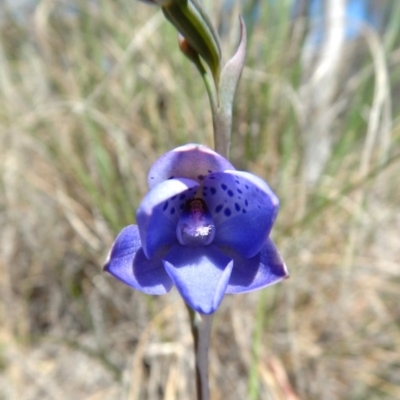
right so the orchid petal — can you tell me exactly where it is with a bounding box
[148,144,235,188]
[163,245,233,314]
[224,238,289,294]
[104,225,173,295]
[203,170,279,258]
[137,178,199,258]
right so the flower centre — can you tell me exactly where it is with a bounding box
[176,198,215,246]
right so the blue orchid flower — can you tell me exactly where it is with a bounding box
[104,144,288,314]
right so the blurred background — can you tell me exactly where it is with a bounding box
[0,0,399,399]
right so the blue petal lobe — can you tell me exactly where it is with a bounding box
[137,178,199,258]
[148,144,235,188]
[204,170,279,258]
[104,225,173,295]
[224,237,289,294]
[163,245,233,314]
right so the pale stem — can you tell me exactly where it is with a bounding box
[195,63,222,156]
[199,17,247,159]
[187,307,214,400]
[213,108,231,159]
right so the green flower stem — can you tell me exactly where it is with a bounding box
[198,67,225,157]
[176,10,246,159]
[187,306,213,400]
[197,17,247,159]
[213,106,231,159]
[183,44,223,157]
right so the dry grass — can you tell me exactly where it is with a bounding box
[0,1,400,399]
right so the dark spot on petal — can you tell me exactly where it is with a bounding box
[209,176,216,180]
[221,183,227,190]
[203,186,208,190]
[208,170,213,173]
[179,193,186,200]
[237,189,243,194]
[150,176,154,179]
[245,199,249,206]
[168,175,174,179]
[215,204,223,213]
[245,185,249,189]
[242,209,247,213]
[202,192,207,197]
[227,190,234,197]
[224,208,231,217]
[171,195,177,200]
[163,201,169,211]
[180,204,184,210]
[210,187,216,195]
[170,207,175,214]
[235,179,240,184]
[235,203,240,212]
[198,174,204,181]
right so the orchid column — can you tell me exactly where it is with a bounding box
[104,2,289,400]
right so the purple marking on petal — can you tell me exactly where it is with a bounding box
[104,225,173,295]
[163,245,233,314]
[224,237,289,294]
[147,144,235,189]
[137,178,199,258]
[215,204,223,213]
[204,170,279,258]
